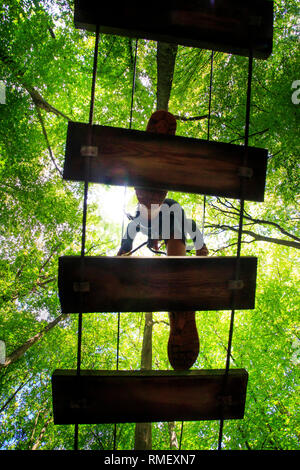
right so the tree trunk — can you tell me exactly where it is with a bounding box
[0,313,68,370]
[157,42,178,111]
[134,312,153,450]
[168,422,179,449]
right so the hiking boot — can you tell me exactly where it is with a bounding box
[168,311,199,370]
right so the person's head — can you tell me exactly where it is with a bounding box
[135,110,176,208]
[135,188,167,209]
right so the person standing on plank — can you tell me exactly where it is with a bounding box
[117,110,209,370]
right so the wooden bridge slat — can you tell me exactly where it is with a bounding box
[52,368,248,424]
[58,256,257,313]
[64,122,268,202]
[74,0,273,59]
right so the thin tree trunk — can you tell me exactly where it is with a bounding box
[157,42,178,111]
[168,422,179,449]
[30,409,43,445]
[0,313,68,370]
[134,312,153,450]
[31,415,52,450]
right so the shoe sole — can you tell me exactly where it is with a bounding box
[168,311,199,370]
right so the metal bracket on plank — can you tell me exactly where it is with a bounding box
[228,280,244,290]
[80,145,98,157]
[249,15,262,27]
[218,394,233,406]
[238,166,253,178]
[73,281,90,293]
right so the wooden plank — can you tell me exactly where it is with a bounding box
[52,369,248,424]
[64,122,268,202]
[58,256,257,313]
[74,0,273,59]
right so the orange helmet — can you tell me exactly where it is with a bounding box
[146,110,177,135]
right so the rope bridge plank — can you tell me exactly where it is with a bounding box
[58,255,257,313]
[52,369,248,424]
[74,0,273,59]
[64,121,268,202]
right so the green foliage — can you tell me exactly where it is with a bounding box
[0,0,299,452]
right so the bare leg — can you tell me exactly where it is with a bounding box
[166,238,186,256]
[166,239,199,370]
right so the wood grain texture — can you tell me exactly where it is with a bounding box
[74,0,273,59]
[58,256,257,313]
[52,369,248,424]
[64,122,268,202]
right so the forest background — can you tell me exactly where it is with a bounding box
[0,0,299,451]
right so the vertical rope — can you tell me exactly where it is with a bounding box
[176,51,215,453]
[74,25,100,452]
[113,39,138,452]
[121,39,138,234]
[218,51,253,450]
[207,51,214,142]
[112,311,121,451]
[129,40,138,130]
[180,50,215,452]
[77,24,100,374]
[202,51,214,235]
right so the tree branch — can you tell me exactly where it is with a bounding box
[241,229,300,249]
[39,244,62,273]
[35,107,63,176]
[0,313,69,370]
[209,224,300,249]
[229,128,270,144]
[209,199,300,243]
[209,239,255,254]
[174,114,209,122]
[36,277,57,288]
[152,320,169,327]
[0,374,30,413]
[28,85,71,120]
[0,49,71,121]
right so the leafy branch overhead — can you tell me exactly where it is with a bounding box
[207,198,300,252]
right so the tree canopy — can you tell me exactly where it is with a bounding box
[0,0,299,451]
